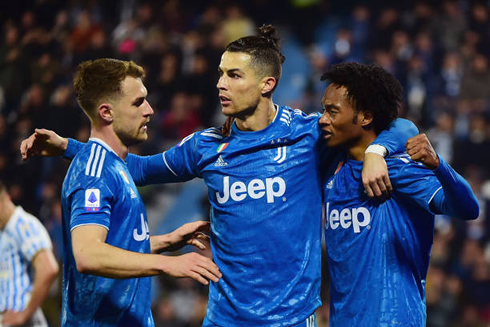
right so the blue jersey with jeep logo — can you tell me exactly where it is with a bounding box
[61,138,153,327]
[130,105,325,327]
[64,106,417,326]
[323,153,478,327]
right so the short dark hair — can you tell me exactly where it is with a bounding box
[321,62,402,134]
[73,58,145,118]
[225,24,285,91]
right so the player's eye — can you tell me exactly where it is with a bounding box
[133,98,144,107]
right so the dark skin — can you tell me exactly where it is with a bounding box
[405,133,440,170]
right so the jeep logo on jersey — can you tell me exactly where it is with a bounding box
[216,176,286,204]
[324,202,371,233]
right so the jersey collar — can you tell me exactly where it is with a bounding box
[88,138,118,156]
[230,104,281,138]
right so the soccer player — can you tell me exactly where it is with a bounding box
[49,58,221,326]
[0,180,58,327]
[21,27,417,326]
[319,62,479,326]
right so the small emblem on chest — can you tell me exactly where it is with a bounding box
[214,155,228,167]
[273,146,287,163]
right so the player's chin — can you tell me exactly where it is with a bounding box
[221,105,236,117]
[325,138,338,148]
[134,132,148,143]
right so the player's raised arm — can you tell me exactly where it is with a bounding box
[406,133,479,220]
[20,128,69,160]
[127,132,201,186]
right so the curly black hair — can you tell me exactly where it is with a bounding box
[321,62,402,134]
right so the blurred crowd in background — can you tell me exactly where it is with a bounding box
[1,0,490,326]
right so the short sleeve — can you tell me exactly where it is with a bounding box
[13,215,53,262]
[69,174,115,231]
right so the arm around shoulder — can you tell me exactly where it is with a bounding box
[430,155,480,220]
[374,118,419,155]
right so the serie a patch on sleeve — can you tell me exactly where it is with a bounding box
[85,189,101,212]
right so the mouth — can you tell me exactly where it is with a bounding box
[219,94,231,106]
[322,130,332,140]
[141,121,149,132]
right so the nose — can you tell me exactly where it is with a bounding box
[144,100,154,117]
[217,76,226,90]
[319,111,331,126]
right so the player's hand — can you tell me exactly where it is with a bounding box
[2,309,30,326]
[362,152,392,200]
[20,128,68,160]
[406,133,439,170]
[166,221,211,252]
[163,252,221,285]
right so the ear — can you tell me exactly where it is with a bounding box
[98,103,113,123]
[360,110,373,127]
[261,77,277,95]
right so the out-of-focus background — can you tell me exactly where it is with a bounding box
[1,0,489,326]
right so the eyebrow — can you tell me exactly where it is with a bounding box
[323,102,339,109]
[218,67,244,74]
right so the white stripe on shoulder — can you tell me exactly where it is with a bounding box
[85,143,97,176]
[96,149,107,178]
[393,153,412,164]
[397,157,410,164]
[206,127,222,133]
[90,145,102,176]
[162,152,178,176]
[201,132,223,139]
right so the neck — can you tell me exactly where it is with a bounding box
[91,126,129,160]
[234,99,276,132]
[348,132,377,161]
[0,199,16,230]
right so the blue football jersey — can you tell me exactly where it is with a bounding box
[61,138,153,327]
[63,108,417,326]
[130,105,325,326]
[323,154,443,327]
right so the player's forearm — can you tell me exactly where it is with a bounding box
[74,240,169,278]
[374,118,419,155]
[127,152,187,186]
[430,155,479,220]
